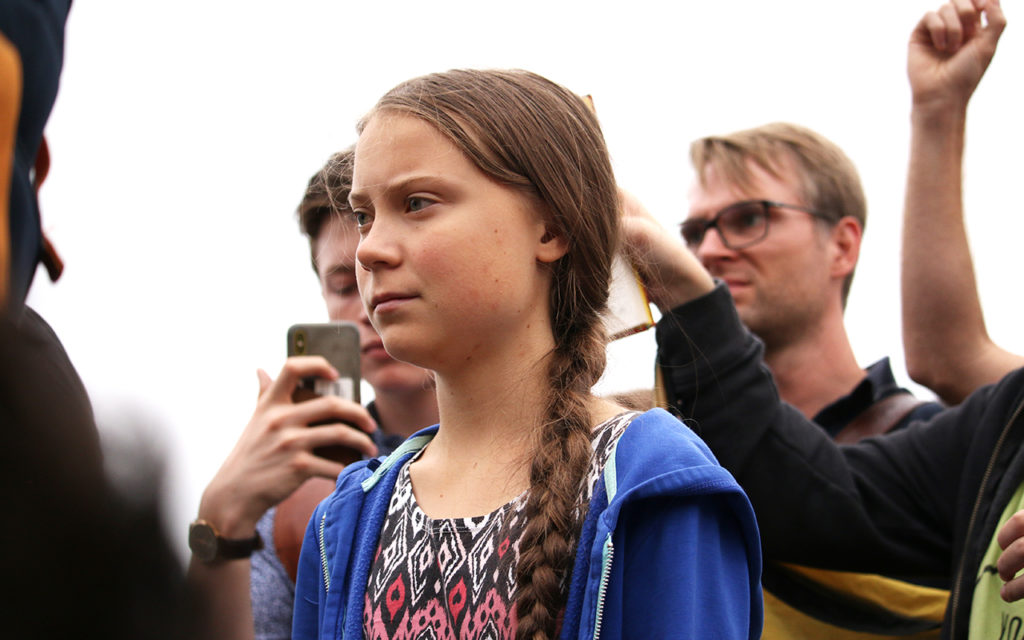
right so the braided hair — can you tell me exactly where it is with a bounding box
[360,69,619,639]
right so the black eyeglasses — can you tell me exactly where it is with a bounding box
[679,200,832,251]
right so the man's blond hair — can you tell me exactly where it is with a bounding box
[690,122,866,307]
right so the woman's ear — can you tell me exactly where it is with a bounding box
[536,228,569,263]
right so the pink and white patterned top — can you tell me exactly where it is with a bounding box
[362,411,636,640]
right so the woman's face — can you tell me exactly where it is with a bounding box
[313,215,434,395]
[349,112,566,376]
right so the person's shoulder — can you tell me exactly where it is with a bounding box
[964,366,1024,420]
[620,408,717,463]
[610,408,737,495]
[906,399,944,423]
[988,366,1024,394]
[605,410,760,561]
[331,425,439,504]
[322,459,377,507]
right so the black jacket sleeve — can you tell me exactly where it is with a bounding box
[656,283,1019,578]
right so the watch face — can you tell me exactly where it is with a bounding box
[188,522,218,563]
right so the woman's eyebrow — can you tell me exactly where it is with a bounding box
[347,189,372,209]
[350,174,451,208]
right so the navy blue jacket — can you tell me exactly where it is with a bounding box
[292,408,763,639]
[1,0,71,309]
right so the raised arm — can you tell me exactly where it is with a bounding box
[901,0,1020,404]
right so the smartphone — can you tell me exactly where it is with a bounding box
[286,322,362,464]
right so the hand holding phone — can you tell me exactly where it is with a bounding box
[287,322,363,464]
[195,356,376,546]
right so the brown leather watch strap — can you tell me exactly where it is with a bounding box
[188,519,263,563]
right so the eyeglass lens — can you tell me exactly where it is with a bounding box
[681,201,770,250]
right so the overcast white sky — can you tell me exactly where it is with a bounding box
[25,0,1022,556]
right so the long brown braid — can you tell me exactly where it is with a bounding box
[359,69,619,639]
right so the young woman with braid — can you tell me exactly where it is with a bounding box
[292,69,762,640]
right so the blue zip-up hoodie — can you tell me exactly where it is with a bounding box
[293,408,763,639]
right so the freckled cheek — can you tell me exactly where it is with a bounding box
[415,243,502,311]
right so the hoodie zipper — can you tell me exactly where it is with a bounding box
[592,534,614,640]
[949,397,1024,636]
[319,511,331,594]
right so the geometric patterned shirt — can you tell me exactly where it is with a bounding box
[362,411,636,640]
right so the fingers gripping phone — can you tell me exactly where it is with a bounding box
[287,322,362,464]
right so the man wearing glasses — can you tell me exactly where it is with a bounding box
[676,123,940,438]
[620,1,1008,637]
[623,125,948,634]
[653,123,947,639]
[625,122,949,640]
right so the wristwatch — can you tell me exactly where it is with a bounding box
[188,519,263,563]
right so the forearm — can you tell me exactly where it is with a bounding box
[182,357,372,640]
[902,0,1017,404]
[656,282,776,451]
[183,483,264,640]
[187,558,256,640]
[901,105,1022,403]
[657,285,955,573]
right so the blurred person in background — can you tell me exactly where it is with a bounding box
[2,2,208,637]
